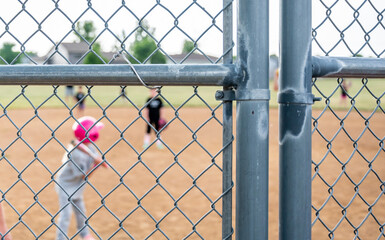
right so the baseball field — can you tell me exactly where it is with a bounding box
[0,83,383,239]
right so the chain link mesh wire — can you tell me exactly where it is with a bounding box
[312,0,385,239]
[0,86,229,239]
[0,0,231,65]
[0,1,234,239]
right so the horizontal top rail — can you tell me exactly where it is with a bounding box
[312,56,385,78]
[0,64,239,86]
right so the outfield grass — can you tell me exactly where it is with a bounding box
[312,78,384,112]
[0,85,224,110]
[270,78,384,112]
[0,78,383,111]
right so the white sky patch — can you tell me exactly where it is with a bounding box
[0,0,383,58]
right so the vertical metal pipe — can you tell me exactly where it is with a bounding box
[222,97,233,240]
[279,0,312,239]
[236,0,269,239]
[222,0,234,239]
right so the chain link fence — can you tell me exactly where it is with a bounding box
[312,0,385,239]
[0,0,229,65]
[0,1,234,239]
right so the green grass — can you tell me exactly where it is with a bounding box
[0,85,224,110]
[312,78,384,112]
[0,79,383,112]
[269,78,384,112]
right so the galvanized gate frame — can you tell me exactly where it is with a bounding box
[279,0,385,240]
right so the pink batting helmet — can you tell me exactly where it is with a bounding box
[72,116,104,143]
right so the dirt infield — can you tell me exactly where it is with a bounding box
[0,107,383,239]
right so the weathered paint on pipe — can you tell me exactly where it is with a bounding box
[279,0,312,239]
[0,64,239,86]
[236,0,269,239]
[312,56,385,78]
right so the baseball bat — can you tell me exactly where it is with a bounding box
[70,140,108,168]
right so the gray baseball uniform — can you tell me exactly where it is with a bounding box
[56,144,97,240]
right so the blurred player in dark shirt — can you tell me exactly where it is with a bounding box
[75,86,86,117]
[143,89,164,149]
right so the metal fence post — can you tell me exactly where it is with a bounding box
[235,0,269,239]
[279,0,313,239]
[222,0,234,239]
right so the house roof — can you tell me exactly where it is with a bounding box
[60,42,90,54]
[168,53,219,64]
[47,42,220,65]
[47,42,126,64]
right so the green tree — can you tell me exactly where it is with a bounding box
[83,43,106,64]
[75,21,106,64]
[75,21,96,43]
[182,40,195,54]
[0,43,21,64]
[129,21,166,64]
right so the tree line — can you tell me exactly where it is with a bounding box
[0,20,196,65]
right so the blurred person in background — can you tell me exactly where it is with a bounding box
[75,86,86,117]
[340,79,352,106]
[65,86,75,105]
[143,89,165,149]
[0,203,12,240]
